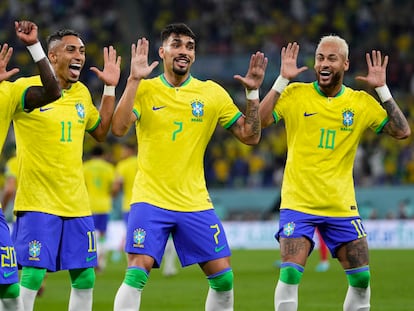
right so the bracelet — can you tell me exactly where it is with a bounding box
[272,75,289,94]
[375,85,392,103]
[103,85,115,96]
[245,89,259,100]
[26,42,46,63]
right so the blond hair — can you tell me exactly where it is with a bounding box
[317,35,349,60]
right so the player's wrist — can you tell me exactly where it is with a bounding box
[26,41,46,63]
[272,75,289,94]
[103,85,115,96]
[375,85,392,103]
[245,89,259,100]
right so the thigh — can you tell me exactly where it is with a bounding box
[336,238,369,270]
[173,209,231,267]
[318,216,368,259]
[13,212,62,271]
[125,203,172,268]
[60,216,97,270]
[0,211,18,284]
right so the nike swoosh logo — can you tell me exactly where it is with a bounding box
[39,107,53,112]
[152,106,166,111]
[304,112,317,117]
[3,270,17,278]
[86,255,97,262]
[214,245,226,253]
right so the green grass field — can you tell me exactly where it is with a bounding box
[33,249,412,310]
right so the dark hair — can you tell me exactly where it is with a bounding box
[47,29,82,50]
[161,23,196,43]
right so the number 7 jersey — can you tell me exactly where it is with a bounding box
[274,81,388,217]
[131,74,242,212]
[11,76,100,217]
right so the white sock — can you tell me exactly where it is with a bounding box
[20,286,38,311]
[274,280,298,311]
[1,296,25,311]
[68,288,93,311]
[205,288,233,311]
[343,285,370,311]
[114,282,142,311]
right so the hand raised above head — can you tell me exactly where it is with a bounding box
[15,20,39,46]
[355,50,388,88]
[280,42,308,80]
[234,51,268,90]
[129,38,159,81]
[0,43,19,81]
[90,45,122,86]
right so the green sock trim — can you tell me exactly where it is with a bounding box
[346,270,370,288]
[124,267,148,290]
[0,283,20,299]
[21,267,47,291]
[207,269,234,291]
[279,266,303,285]
[69,268,96,289]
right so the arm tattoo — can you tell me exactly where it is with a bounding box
[381,98,410,137]
[244,101,260,136]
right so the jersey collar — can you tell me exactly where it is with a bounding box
[160,74,192,88]
[313,81,345,98]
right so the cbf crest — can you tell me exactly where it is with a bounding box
[28,240,42,261]
[133,228,146,248]
[191,100,204,122]
[283,222,296,237]
[75,103,85,119]
[342,109,354,127]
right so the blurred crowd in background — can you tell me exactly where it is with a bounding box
[1,0,414,192]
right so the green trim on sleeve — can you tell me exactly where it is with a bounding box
[375,117,389,134]
[223,111,243,129]
[86,116,101,133]
[133,108,140,120]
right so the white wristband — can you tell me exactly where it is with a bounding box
[375,85,392,103]
[245,89,259,100]
[103,85,115,96]
[272,75,289,94]
[26,42,46,62]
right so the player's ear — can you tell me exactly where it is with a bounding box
[158,46,164,59]
[344,58,349,72]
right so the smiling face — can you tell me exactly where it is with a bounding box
[314,39,349,96]
[159,33,195,85]
[48,35,85,89]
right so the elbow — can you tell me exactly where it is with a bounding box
[111,126,126,137]
[397,128,411,140]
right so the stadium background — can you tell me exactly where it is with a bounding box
[0,1,413,310]
[1,0,414,219]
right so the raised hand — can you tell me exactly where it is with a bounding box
[355,50,388,88]
[234,51,268,90]
[15,20,39,46]
[280,42,308,80]
[129,38,159,81]
[90,46,121,86]
[0,44,19,81]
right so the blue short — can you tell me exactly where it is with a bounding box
[276,209,367,258]
[92,213,109,232]
[0,210,19,284]
[125,202,231,268]
[13,212,97,272]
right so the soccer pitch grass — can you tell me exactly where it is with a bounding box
[34,249,412,310]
